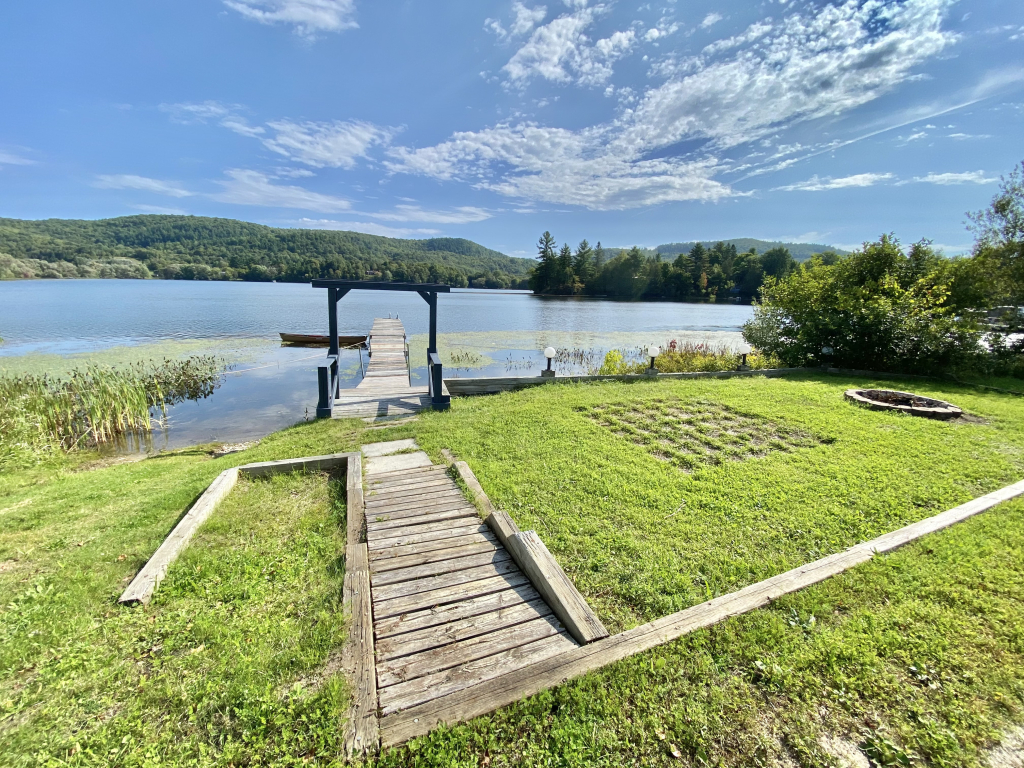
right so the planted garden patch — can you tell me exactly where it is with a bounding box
[579,399,825,471]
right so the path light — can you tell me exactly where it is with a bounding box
[542,346,556,377]
[646,345,661,374]
[821,345,834,369]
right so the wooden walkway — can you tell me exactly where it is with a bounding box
[332,318,432,420]
[360,441,579,720]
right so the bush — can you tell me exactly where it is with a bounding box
[742,235,982,374]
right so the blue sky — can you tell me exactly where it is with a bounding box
[1,0,1021,257]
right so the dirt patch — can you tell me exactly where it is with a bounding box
[988,725,1024,768]
[0,560,19,574]
[581,399,825,472]
[819,735,870,768]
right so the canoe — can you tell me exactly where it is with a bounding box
[279,333,368,348]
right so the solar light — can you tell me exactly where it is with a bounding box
[542,346,556,377]
[646,345,661,373]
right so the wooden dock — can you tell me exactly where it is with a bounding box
[332,318,433,420]
[360,441,579,722]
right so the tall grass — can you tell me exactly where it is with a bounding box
[0,355,223,467]
[598,340,780,375]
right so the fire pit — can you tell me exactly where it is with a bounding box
[844,389,963,420]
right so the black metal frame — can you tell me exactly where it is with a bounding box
[310,280,452,416]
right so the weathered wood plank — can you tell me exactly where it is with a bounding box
[361,439,418,457]
[371,550,511,587]
[379,478,1024,746]
[119,468,239,605]
[377,615,566,689]
[366,508,481,536]
[369,539,500,574]
[346,452,364,546]
[378,633,578,715]
[365,500,475,524]
[447,459,521,546]
[367,516,486,544]
[366,478,455,498]
[366,452,433,475]
[367,465,448,483]
[341,543,378,756]
[372,559,521,603]
[368,530,498,562]
[367,523,489,552]
[374,584,540,639]
[237,452,349,478]
[374,572,531,619]
[376,599,554,662]
[506,530,609,645]
[365,490,468,513]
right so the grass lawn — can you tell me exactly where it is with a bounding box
[2,372,1024,766]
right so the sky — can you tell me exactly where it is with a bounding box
[0,0,1022,258]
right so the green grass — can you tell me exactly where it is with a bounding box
[2,373,1024,766]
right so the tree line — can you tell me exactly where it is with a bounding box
[527,232,817,300]
[0,215,532,288]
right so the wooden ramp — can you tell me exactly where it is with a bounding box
[360,441,579,722]
[332,318,431,420]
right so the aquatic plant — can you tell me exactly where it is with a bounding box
[598,341,779,374]
[0,355,224,467]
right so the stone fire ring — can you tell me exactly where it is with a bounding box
[844,388,963,420]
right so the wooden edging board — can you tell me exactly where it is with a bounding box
[119,452,352,605]
[443,366,941,397]
[378,477,1024,747]
[118,449,380,757]
[448,458,607,645]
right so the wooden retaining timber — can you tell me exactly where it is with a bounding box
[447,457,608,645]
[119,453,353,605]
[378,478,1024,746]
[442,365,943,397]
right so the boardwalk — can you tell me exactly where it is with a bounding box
[332,318,432,420]
[360,441,579,720]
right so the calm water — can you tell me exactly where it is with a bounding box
[0,280,752,449]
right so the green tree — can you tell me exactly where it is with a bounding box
[529,231,558,293]
[742,234,980,373]
[573,239,595,283]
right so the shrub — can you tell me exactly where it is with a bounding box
[742,235,982,374]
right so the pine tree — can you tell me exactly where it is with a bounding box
[529,231,558,292]
[573,239,594,284]
[594,241,605,270]
[558,243,574,292]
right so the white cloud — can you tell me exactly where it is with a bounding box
[223,0,357,36]
[94,174,195,198]
[160,101,264,137]
[702,21,772,55]
[773,173,894,191]
[261,119,392,168]
[902,171,997,185]
[366,205,492,224]
[389,0,956,209]
[700,13,722,29]
[0,150,35,167]
[163,103,391,169]
[292,218,441,237]
[486,2,547,40]
[502,4,637,87]
[902,131,929,141]
[213,169,352,212]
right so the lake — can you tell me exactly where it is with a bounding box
[0,280,753,449]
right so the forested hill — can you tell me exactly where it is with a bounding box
[652,239,849,261]
[0,215,534,288]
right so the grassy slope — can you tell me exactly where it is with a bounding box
[1,373,1023,766]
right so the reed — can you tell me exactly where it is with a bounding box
[599,340,780,374]
[0,355,223,467]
